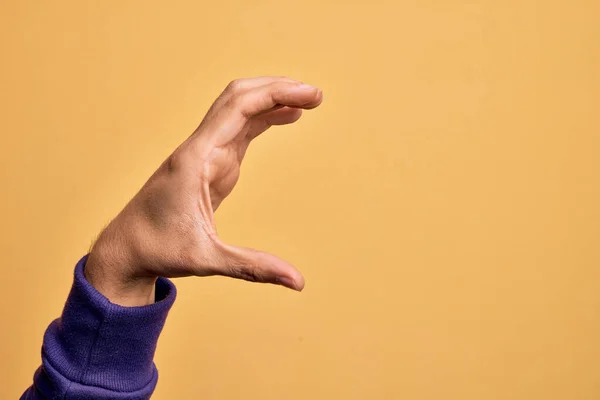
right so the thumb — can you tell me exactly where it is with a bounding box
[211,240,305,291]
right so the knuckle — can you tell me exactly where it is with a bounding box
[163,150,188,173]
[164,154,181,173]
[226,79,243,93]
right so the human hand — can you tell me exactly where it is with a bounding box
[84,77,323,306]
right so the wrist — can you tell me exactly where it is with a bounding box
[85,228,157,307]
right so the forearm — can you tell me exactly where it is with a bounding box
[21,255,176,400]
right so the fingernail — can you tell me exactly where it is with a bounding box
[277,276,298,291]
[297,83,316,90]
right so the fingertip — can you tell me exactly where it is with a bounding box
[292,272,305,292]
[290,268,305,292]
[312,89,324,107]
[304,87,323,109]
[276,276,298,291]
[276,274,305,292]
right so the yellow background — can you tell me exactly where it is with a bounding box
[1,1,599,399]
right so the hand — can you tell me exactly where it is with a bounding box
[85,77,323,306]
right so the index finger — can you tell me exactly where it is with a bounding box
[199,81,323,145]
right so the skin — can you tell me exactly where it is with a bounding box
[84,76,323,306]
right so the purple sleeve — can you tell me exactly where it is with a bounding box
[21,255,177,400]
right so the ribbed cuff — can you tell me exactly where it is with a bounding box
[42,254,177,393]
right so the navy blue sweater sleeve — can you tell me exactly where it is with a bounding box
[21,255,177,400]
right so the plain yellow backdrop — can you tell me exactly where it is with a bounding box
[1,1,599,399]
